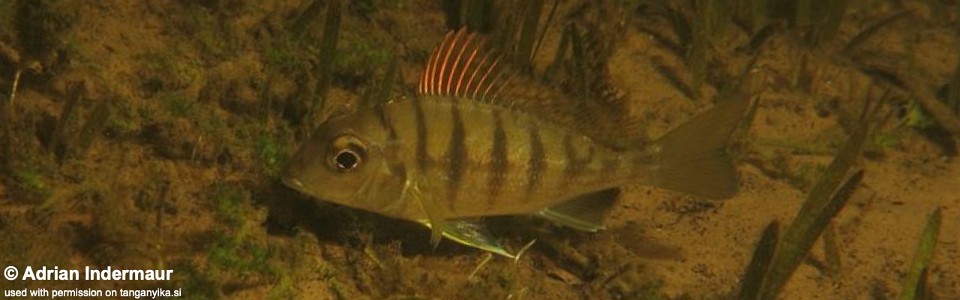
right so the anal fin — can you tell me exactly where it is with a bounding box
[537,189,620,232]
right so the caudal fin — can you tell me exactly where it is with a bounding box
[647,98,749,199]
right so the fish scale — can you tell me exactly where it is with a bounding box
[381,94,630,218]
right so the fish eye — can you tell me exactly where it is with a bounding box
[328,135,366,172]
[334,149,360,170]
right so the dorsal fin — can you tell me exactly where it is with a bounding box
[418,28,511,101]
[417,29,647,149]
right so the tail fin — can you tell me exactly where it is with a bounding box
[647,99,749,199]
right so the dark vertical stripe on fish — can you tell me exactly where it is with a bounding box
[446,99,467,211]
[488,109,508,207]
[413,97,429,171]
[526,122,545,199]
[379,106,410,214]
[561,132,590,187]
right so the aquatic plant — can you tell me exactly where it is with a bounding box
[548,24,593,99]
[14,1,76,58]
[898,207,943,299]
[360,55,399,108]
[41,82,112,163]
[841,10,911,55]
[307,0,342,133]
[802,0,848,47]
[443,0,495,33]
[516,0,548,67]
[739,98,876,299]
[945,59,960,116]
[688,0,734,93]
[853,52,960,139]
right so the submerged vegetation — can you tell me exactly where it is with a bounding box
[739,97,873,299]
[0,0,958,298]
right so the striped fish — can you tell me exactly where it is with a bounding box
[282,29,747,258]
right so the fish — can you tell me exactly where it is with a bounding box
[282,29,747,258]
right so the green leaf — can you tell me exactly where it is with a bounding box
[898,207,943,300]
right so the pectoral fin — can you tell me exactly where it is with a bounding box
[538,189,620,232]
[402,178,447,249]
[405,184,447,249]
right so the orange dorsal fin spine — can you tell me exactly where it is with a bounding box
[418,28,509,101]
